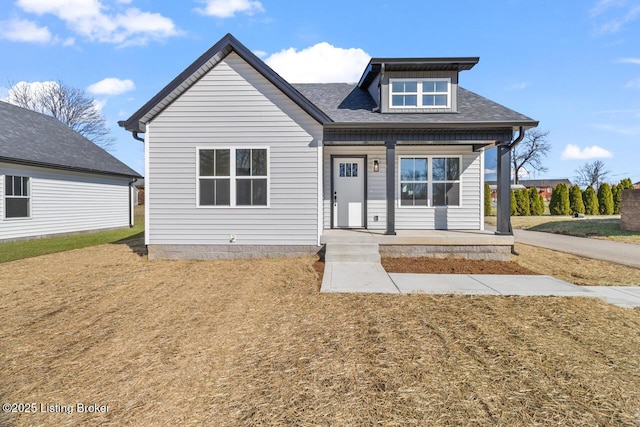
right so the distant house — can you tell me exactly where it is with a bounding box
[0,101,142,242]
[634,181,640,190]
[134,178,145,205]
[486,179,572,201]
[119,33,537,260]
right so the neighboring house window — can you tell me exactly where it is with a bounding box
[399,157,460,207]
[5,175,30,218]
[198,148,268,207]
[432,157,460,206]
[390,79,450,108]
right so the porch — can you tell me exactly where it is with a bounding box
[320,229,514,261]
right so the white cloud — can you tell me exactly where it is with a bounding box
[0,18,52,43]
[589,0,640,34]
[484,168,497,175]
[87,77,135,95]
[506,82,529,90]
[561,144,613,160]
[625,77,640,88]
[14,0,180,46]
[618,57,640,64]
[195,0,264,18]
[592,123,640,135]
[265,42,371,83]
[252,49,267,58]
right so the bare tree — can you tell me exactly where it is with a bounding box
[7,80,114,150]
[512,129,551,184]
[575,160,609,189]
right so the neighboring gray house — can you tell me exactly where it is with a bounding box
[0,101,142,242]
[120,33,537,260]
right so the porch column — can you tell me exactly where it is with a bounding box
[385,140,396,235]
[496,142,512,235]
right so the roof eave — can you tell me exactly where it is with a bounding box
[0,156,142,179]
[324,120,539,130]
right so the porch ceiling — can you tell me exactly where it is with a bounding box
[323,126,513,144]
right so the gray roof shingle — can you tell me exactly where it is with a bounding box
[292,83,537,126]
[0,101,141,178]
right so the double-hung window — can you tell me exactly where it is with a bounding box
[390,79,450,109]
[399,157,460,207]
[198,148,268,207]
[432,158,460,206]
[5,175,30,218]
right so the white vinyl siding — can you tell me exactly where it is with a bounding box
[147,52,323,245]
[0,162,131,241]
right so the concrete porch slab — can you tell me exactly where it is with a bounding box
[321,229,514,246]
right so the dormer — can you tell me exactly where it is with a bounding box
[357,57,479,114]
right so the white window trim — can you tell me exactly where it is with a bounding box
[389,78,451,109]
[196,146,270,209]
[397,156,462,208]
[4,175,32,220]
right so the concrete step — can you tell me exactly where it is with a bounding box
[324,242,381,263]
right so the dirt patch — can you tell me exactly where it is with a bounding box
[1,244,640,426]
[382,257,536,275]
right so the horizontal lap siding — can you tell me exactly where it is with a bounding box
[395,145,481,230]
[148,53,322,245]
[0,162,130,240]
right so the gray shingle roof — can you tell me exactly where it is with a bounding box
[0,101,141,178]
[292,83,537,126]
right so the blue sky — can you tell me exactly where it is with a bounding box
[1,0,639,184]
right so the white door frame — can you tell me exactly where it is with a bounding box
[330,155,367,229]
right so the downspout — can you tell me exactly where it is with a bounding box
[128,177,138,227]
[507,126,525,255]
[132,132,145,142]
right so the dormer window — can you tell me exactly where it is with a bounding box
[390,78,451,109]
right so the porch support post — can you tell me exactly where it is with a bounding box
[496,142,512,235]
[385,140,396,235]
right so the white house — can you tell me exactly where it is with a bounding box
[120,34,537,260]
[0,101,142,242]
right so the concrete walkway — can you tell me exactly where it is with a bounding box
[485,225,640,269]
[320,264,640,308]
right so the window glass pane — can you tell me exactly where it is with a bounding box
[216,149,230,176]
[6,198,29,218]
[252,149,267,176]
[415,158,427,181]
[434,95,447,106]
[423,81,436,92]
[404,81,417,92]
[446,158,460,180]
[199,150,215,176]
[22,177,29,196]
[391,95,404,106]
[252,179,267,205]
[14,176,22,196]
[435,81,448,92]
[199,179,215,205]
[403,95,417,106]
[236,179,251,205]
[392,81,404,92]
[446,183,460,206]
[423,95,435,106]
[433,183,446,206]
[400,158,413,181]
[401,183,414,206]
[236,149,251,176]
[433,158,446,181]
[5,176,13,196]
[215,179,230,205]
[414,183,428,206]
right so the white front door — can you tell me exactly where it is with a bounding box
[333,157,365,228]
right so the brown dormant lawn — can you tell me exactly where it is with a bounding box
[1,242,640,426]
